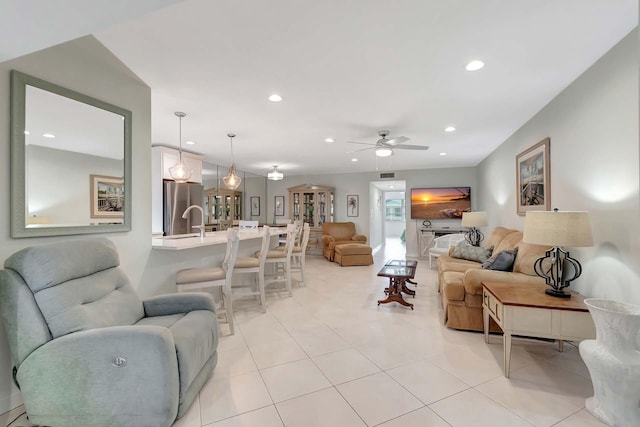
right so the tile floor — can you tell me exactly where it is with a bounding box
[1,239,608,427]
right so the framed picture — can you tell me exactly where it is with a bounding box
[274,196,285,216]
[516,137,550,215]
[90,175,124,218]
[347,194,359,217]
[250,196,260,216]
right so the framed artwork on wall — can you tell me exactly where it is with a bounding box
[516,137,550,215]
[250,196,260,216]
[275,196,285,216]
[90,175,124,219]
[347,194,359,217]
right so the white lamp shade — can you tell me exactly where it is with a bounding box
[523,211,593,247]
[267,166,284,181]
[461,211,488,227]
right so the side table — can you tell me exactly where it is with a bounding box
[482,281,596,377]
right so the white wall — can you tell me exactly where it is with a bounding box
[477,29,640,304]
[0,36,152,414]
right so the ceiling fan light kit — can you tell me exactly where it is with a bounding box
[376,147,393,157]
[168,111,193,183]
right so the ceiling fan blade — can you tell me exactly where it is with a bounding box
[346,141,376,146]
[395,144,429,151]
[346,146,376,154]
[383,136,410,146]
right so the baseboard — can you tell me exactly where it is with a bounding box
[0,390,23,417]
[372,244,382,255]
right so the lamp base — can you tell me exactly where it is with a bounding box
[545,288,571,298]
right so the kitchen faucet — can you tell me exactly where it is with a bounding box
[182,205,206,238]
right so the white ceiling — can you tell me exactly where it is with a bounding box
[4,1,637,178]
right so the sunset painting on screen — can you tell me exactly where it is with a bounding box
[410,187,471,219]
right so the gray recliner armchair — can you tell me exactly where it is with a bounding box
[0,238,219,427]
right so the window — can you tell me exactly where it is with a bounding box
[385,199,405,221]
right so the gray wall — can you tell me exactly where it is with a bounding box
[0,36,152,413]
[477,29,640,304]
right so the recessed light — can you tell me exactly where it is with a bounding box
[351,158,358,162]
[268,94,282,102]
[42,133,55,138]
[440,152,447,156]
[24,130,29,135]
[444,126,456,132]
[325,138,334,143]
[466,60,484,71]
[185,140,196,145]
[390,185,395,189]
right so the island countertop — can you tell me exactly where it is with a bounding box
[151,228,277,251]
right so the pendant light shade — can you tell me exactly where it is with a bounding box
[223,133,242,190]
[169,112,193,183]
[267,165,284,181]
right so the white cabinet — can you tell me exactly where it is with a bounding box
[151,146,204,234]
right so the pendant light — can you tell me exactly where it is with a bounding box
[168,111,193,183]
[223,133,241,190]
[267,165,284,181]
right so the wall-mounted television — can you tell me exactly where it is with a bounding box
[410,187,471,219]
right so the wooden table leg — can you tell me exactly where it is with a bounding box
[503,333,512,378]
[483,307,490,344]
[378,277,414,309]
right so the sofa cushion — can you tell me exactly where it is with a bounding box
[451,242,493,263]
[482,248,518,271]
[334,243,372,256]
[485,227,518,250]
[441,271,465,301]
[513,242,550,276]
[493,231,523,253]
[322,222,357,242]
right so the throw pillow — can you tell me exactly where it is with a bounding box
[450,242,493,263]
[482,247,518,271]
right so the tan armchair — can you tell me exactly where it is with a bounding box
[321,222,368,261]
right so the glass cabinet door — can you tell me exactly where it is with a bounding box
[204,196,210,223]
[234,194,242,220]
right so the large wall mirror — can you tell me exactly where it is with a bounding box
[10,70,132,238]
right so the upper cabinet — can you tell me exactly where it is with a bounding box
[153,146,203,183]
[288,184,334,228]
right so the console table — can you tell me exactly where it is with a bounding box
[482,281,596,377]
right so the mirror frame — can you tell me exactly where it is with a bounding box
[10,70,132,238]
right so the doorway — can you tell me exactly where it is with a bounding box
[369,180,406,259]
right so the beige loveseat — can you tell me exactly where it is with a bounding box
[321,222,368,261]
[438,227,549,331]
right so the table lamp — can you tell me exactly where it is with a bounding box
[461,211,488,246]
[522,209,593,298]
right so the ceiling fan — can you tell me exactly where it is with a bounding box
[347,130,429,157]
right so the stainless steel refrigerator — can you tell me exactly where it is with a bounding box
[163,180,204,236]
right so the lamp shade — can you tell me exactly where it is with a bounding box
[523,211,593,247]
[461,211,488,227]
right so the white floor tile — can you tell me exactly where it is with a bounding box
[553,408,609,427]
[204,406,284,427]
[387,359,470,404]
[429,389,533,427]
[173,397,201,427]
[248,337,308,369]
[377,407,450,427]
[260,358,332,403]
[199,371,273,425]
[216,347,258,377]
[217,332,248,353]
[276,388,366,427]
[290,326,351,356]
[426,347,504,386]
[336,372,423,426]
[312,348,380,385]
[475,361,593,426]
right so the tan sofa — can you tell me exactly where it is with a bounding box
[438,227,549,331]
[321,222,368,261]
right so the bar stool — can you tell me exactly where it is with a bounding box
[231,225,271,311]
[175,228,239,334]
[290,223,310,286]
[260,224,296,297]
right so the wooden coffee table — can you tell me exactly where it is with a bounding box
[377,260,417,310]
[482,281,596,377]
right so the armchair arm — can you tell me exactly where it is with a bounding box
[321,235,335,247]
[17,325,179,426]
[463,269,545,296]
[143,292,215,317]
[351,234,367,244]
